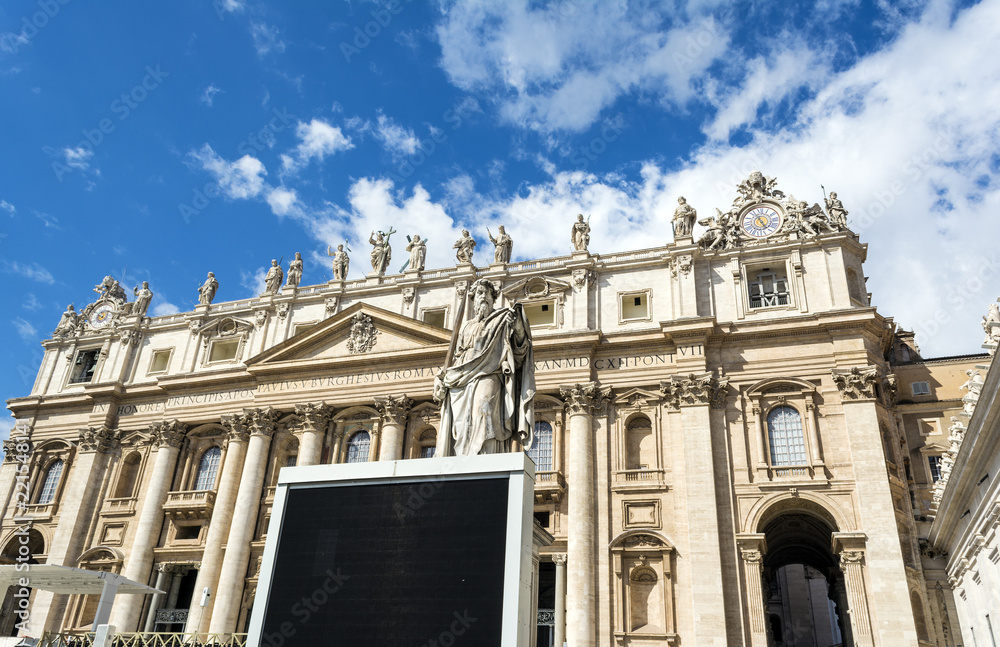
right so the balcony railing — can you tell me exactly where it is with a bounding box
[38,633,247,647]
[772,466,811,478]
[101,497,137,516]
[15,501,55,520]
[616,468,664,482]
[533,470,566,503]
[162,490,216,520]
[154,609,189,625]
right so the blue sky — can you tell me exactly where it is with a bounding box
[3,0,999,438]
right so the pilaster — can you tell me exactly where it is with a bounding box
[736,534,768,647]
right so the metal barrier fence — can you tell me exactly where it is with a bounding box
[38,633,248,647]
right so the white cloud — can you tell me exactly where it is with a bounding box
[2,260,55,284]
[200,84,223,106]
[189,144,267,200]
[63,146,93,170]
[0,32,29,55]
[0,200,14,216]
[151,301,180,317]
[23,294,42,311]
[13,317,37,342]
[218,0,244,12]
[266,187,299,217]
[250,22,286,57]
[281,119,353,172]
[374,111,419,159]
[240,267,267,297]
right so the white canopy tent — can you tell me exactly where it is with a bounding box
[0,565,163,630]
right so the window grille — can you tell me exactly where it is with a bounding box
[193,447,221,490]
[528,421,553,471]
[346,431,370,463]
[767,406,807,466]
[38,460,64,504]
[750,271,789,308]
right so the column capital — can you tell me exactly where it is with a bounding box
[736,533,768,560]
[244,407,277,438]
[373,395,413,426]
[831,531,868,555]
[220,414,249,443]
[559,382,611,416]
[3,438,32,462]
[149,420,188,449]
[660,372,728,409]
[294,402,333,433]
[831,366,881,400]
[78,426,121,454]
[552,553,568,566]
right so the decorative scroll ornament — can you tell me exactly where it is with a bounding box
[831,366,881,400]
[346,313,379,354]
[559,382,611,415]
[839,550,865,568]
[150,420,188,449]
[77,426,121,454]
[373,394,413,425]
[659,373,728,409]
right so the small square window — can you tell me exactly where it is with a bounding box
[748,267,790,309]
[621,292,648,320]
[175,524,201,541]
[911,381,931,396]
[208,339,240,363]
[422,309,446,328]
[69,349,100,384]
[148,349,171,374]
[523,300,556,327]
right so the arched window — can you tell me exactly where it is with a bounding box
[193,447,221,491]
[528,421,553,470]
[346,431,370,463]
[113,453,142,498]
[37,459,64,504]
[910,590,929,642]
[626,416,654,470]
[418,429,436,459]
[767,406,807,466]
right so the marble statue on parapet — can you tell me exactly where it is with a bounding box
[672,196,697,238]
[698,208,733,251]
[54,304,78,336]
[132,282,153,316]
[734,170,784,206]
[784,198,836,237]
[406,235,426,271]
[198,272,219,305]
[263,259,284,295]
[328,244,350,280]
[93,275,128,304]
[824,191,849,227]
[286,252,303,288]
[489,225,513,264]
[571,214,591,252]
[982,303,1000,346]
[453,229,476,264]
[434,278,535,456]
[369,229,394,275]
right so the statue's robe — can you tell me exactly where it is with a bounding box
[438,304,534,456]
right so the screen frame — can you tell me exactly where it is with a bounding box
[246,453,536,647]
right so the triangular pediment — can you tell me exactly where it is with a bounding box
[246,302,452,368]
[613,387,661,408]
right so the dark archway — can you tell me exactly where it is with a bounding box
[761,512,849,647]
[0,529,45,636]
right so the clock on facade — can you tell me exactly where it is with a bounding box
[740,205,783,239]
[89,302,117,329]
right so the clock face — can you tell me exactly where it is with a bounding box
[89,303,116,329]
[741,205,783,239]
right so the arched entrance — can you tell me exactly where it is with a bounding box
[0,529,45,636]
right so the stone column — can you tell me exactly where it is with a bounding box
[209,408,276,635]
[661,373,730,645]
[109,421,186,632]
[833,533,874,647]
[559,382,609,647]
[144,565,171,632]
[294,402,332,467]
[330,422,345,464]
[553,554,567,647]
[374,395,413,461]
[185,416,251,633]
[736,534,769,647]
[28,426,121,635]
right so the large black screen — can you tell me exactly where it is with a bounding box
[259,476,509,646]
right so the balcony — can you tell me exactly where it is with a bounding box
[162,490,216,520]
[534,471,566,504]
[100,497,136,517]
[612,468,666,492]
[15,501,56,522]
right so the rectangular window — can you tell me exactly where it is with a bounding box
[148,349,171,374]
[749,269,790,309]
[69,349,100,384]
[175,525,201,541]
[620,292,649,320]
[522,300,556,327]
[419,446,436,459]
[422,309,447,329]
[208,339,240,363]
[928,455,943,483]
[911,381,931,396]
